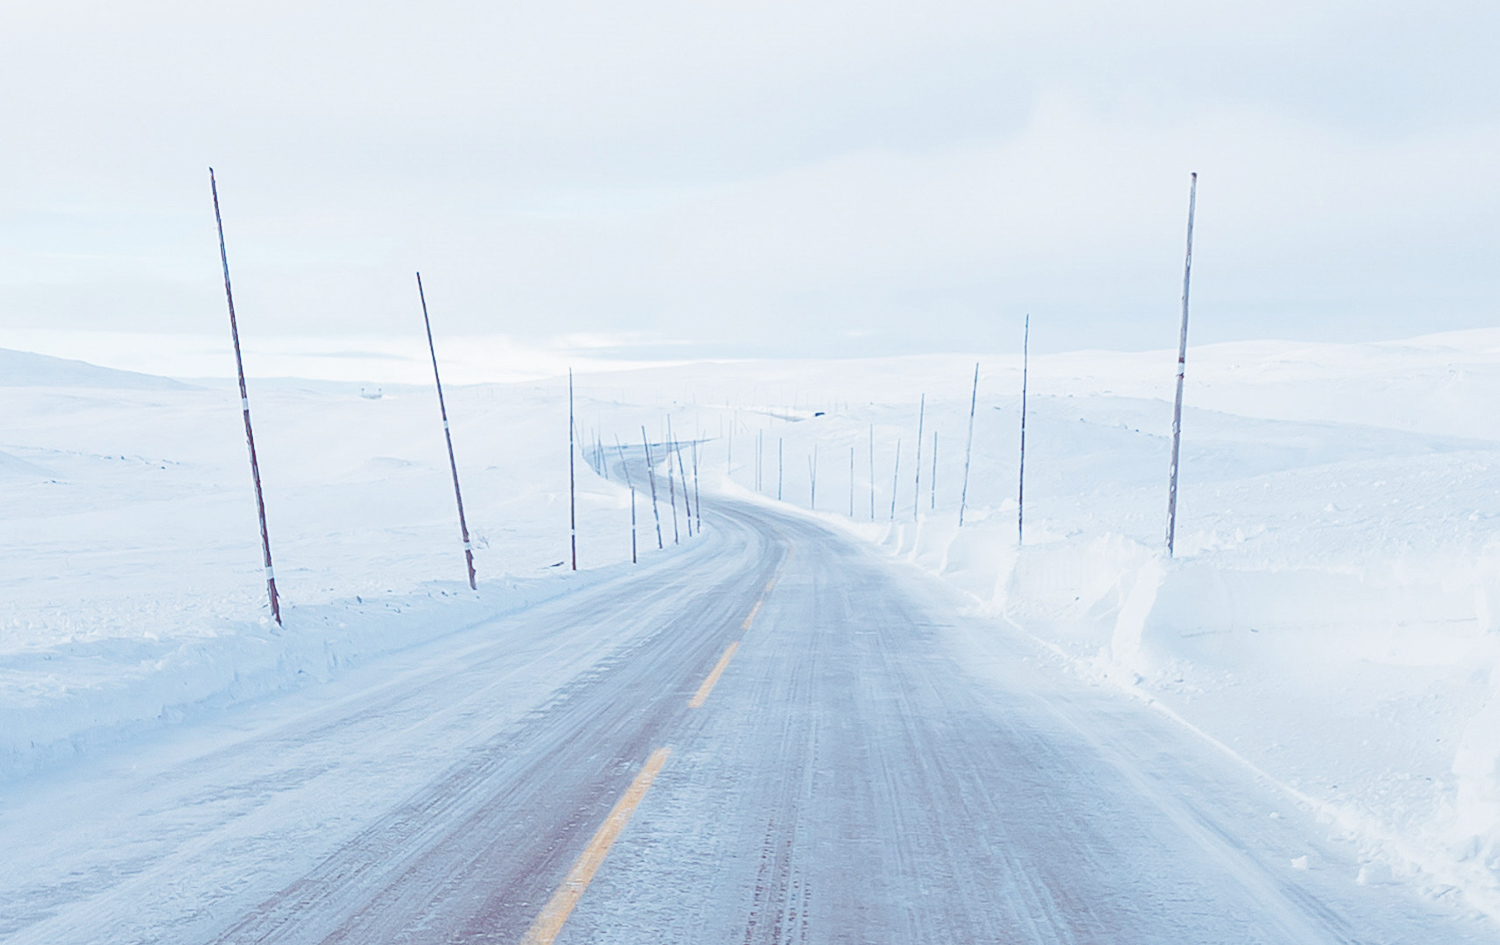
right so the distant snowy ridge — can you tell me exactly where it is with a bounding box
[0,348,194,390]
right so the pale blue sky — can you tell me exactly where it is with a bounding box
[1,0,1496,363]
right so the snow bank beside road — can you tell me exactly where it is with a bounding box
[664,328,1500,916]
[0,574,645,780]
[865,447,1500,914]
[0,357,675,779]
[11,328,1500,919]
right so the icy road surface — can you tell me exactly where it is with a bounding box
[2,498,1495,944]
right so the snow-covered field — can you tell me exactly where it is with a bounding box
[7,329,1500,919]
[0,349,651,779]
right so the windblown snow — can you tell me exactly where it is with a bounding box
[6,329,1500,919]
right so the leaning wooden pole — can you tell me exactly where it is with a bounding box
[641,426,664,549]
[668,417,692,538]
[808,444,817,511]
[777,437,783,501]
[889,438,901,523]
[568,369,578,570]
[677,435,693,538]
[930,430,938,510]
[692,438,702,533]
[416,273,477,590]
[1166,172,1198,558]
[1018,314,1030,547]
[958,363,979,527]
[210,168,281,626]
[756,429,763,492]
[849,445,855,517]
[665,422,680,545]
[912,394,925,521]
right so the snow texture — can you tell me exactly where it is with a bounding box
[8,328,1500,921]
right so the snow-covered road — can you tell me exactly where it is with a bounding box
[3,494,1496,943]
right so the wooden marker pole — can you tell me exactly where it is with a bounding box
[930,431,938,510]
[958,363,978,527]
[1166,173,1198,557]
[209,168,281,626]
[692,438,702,533]
[1018,315,1030,547]
[665,422,680,544]
[889,438,901,523]
[641,426,664,550]
[912,394,925,521]
[569,369,578,570]
[416,272,477,589]
[756,429,763,492]
[668,417,692,537]
[808,444,817,510]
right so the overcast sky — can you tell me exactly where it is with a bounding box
[2,0,1497,369]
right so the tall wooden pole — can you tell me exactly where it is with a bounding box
[889,438,901,523]
[912,394,925,521]
[808,444,817,510]
[1018,315,1030,547]
[930,431,938,510]
[416,273,477,590]
[669,417,692,538]
[777,437,783,501]
[569,369,578,570]
[209,169,281,626]
[958,363,978,527]
[641,426,664,549]
[692,438,702,533]
[1166,172,1198,558]
[665,421,680,544]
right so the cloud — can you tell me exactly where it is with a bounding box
[1,0,1495,361]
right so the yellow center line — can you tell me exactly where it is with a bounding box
[519,747,672,945]
[688,641,740,709]
[740,599,763,631]
[696,564,782,706]
[519,541,793,941]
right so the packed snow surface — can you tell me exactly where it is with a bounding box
[6,328,1500,923]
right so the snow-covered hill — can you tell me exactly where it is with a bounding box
[6,329,1500,916]
[0,347,195,390]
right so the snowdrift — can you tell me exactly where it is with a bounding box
[9,328,1500,917]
